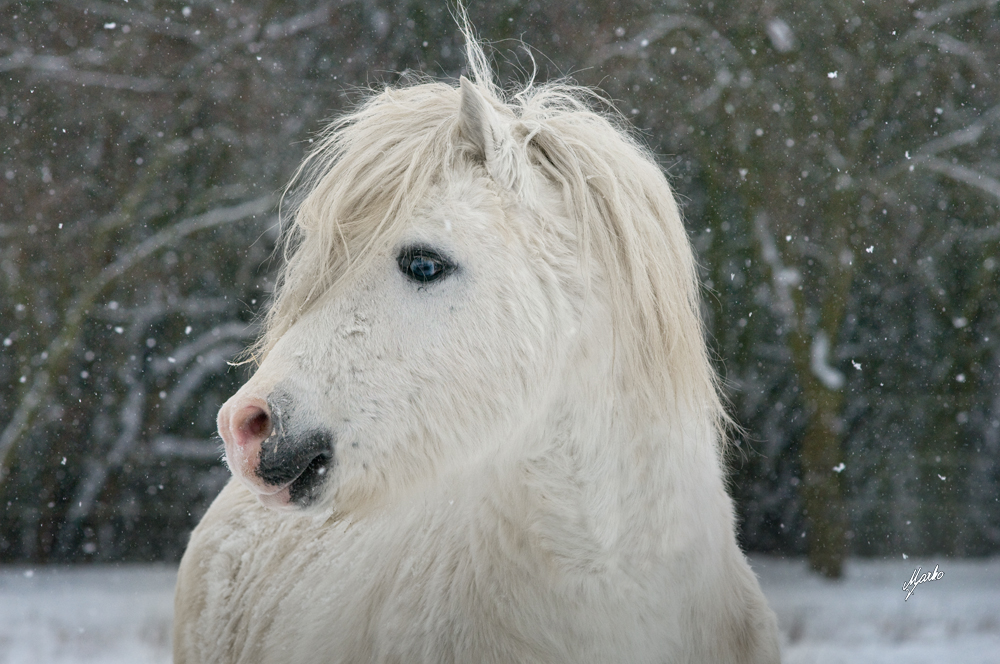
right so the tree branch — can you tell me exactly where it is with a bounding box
[262,1,352,41]
[921,158,1000,201]
[914,0,1000,29]
[0,52,170,93]
[0,195,276,484]
[906,104,1000,163]
[586,14,742,69]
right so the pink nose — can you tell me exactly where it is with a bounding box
[218,397,275,490]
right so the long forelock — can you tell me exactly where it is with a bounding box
[257,82,466,356]
[255,35,726,437]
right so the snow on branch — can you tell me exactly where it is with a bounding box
[914,32,992,81]
[91,196,276,299]
[262,1,353,41]
[55,380,146,553]
[586,14,742,69]
[810,331,845,391]
[0,52,169,93]
[161,343,244,423]
[150,435,223,460]
[94,297,232,323]
[905,104,1000,164]
[753,212,798,323]
[151,323,255,376]
[57,0,200,42]
[921,158,1000,202]
[913,0,1000,29]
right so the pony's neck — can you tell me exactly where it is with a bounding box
[466,393,727,569]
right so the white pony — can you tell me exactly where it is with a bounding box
[174,31,780,664]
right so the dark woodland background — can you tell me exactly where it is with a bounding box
[2,0,999,575]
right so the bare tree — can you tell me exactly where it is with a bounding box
[2,0,999,568]
[587,0,1000,575]
[0,0,381,561]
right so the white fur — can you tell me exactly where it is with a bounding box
[174,33,780,664]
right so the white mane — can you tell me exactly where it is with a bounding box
[260,33,725,433]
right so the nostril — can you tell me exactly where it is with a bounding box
[234,405,271,447]
[244,410,271,440]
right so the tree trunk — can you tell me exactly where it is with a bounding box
[790,189,855,578]
[799,380,847,577]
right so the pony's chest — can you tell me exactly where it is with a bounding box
[215,510,671,664]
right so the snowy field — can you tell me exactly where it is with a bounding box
[1,556,998,663]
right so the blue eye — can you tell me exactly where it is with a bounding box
[397,247,454,283]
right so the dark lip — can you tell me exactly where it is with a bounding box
[289,451,334,506]
[255,428,335,507]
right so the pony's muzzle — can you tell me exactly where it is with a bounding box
[218,395,335,508]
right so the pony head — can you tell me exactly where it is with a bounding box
[216,36,723,514]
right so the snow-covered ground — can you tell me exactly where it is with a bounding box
[755,555,1000,664]
[0,565,175,664]
[1,556,997,663]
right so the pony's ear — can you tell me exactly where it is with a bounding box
[458,76,522,191]
[458,75,501,164]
